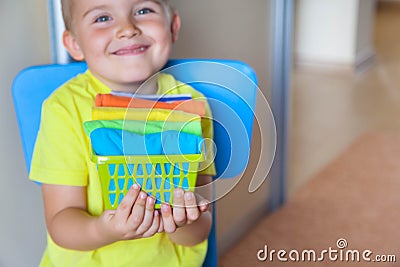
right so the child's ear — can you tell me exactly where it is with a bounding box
[170,13,181,43]
[62,30,85,61]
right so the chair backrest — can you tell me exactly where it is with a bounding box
[12,59,257,267]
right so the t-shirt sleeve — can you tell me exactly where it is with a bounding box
[29,98,89,186]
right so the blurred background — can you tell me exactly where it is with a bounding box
[1,0,398,266]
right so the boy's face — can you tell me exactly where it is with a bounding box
[63,0,180,92]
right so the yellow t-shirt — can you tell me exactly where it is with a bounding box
[29,71,214,267]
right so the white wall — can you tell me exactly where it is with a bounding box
[0,0,50,266]
[294,0,376,69]
[169,0,272,95]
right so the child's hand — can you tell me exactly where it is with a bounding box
[98,184,163,242]
[160,188,210,233]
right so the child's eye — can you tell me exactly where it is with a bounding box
[135,8,154,16]
[94,15,112,23]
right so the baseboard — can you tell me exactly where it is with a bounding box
[294,59,354,74]
[294,48,376,75]
[354,46,376,74]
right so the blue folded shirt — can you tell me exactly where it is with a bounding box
[90,128,203,156]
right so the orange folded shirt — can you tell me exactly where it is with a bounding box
[95,94,206,117]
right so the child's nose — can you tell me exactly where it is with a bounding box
[117,20,141,39]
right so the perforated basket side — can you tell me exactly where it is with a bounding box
[94,154,203,210]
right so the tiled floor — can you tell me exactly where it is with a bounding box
[287,2,400,196]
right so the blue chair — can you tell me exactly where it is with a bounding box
[12,59,257,267]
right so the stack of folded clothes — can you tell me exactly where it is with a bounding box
[83,93,206,206]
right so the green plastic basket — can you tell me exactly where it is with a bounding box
[92,153,204,209]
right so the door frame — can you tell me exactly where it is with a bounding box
[269,0,294,210]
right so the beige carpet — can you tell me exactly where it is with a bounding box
[220,133,400,266]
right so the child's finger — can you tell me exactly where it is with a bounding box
[157,212,164,233]
[142,210,161,238]
[136,196,156,235]
[160,204,176,233]
[114,184,141,220]
[127,191,147,229]
[172,188,186,227]
[184,191,200,223]
[198,199,210,212]
[195,192,210,212]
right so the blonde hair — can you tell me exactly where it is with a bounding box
[61,0,73,30]
[61,0,175,31]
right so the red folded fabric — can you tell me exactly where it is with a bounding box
[95,94,206,117]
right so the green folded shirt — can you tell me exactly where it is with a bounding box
[83,119,203,137]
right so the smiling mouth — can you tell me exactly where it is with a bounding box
[112,45,149,56]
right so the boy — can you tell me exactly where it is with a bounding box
[29,0,215,266]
